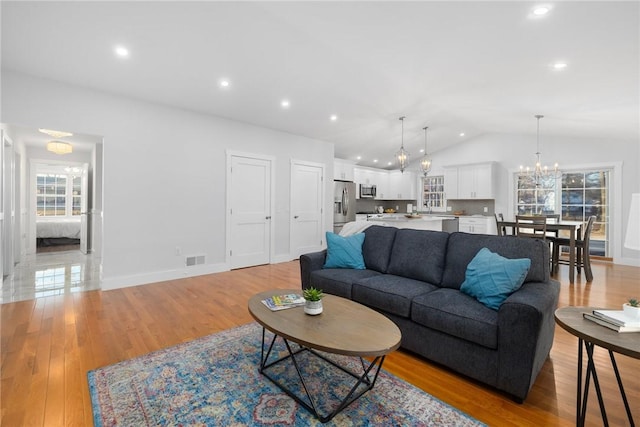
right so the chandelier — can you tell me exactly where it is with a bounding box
[420,126,432,176]
[395,116,409,173]
[47,141,73,155]
[519,114,559,186]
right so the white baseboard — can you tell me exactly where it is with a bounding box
[615,256,640,267]
[272,253,294,264]
[101,262,230,291]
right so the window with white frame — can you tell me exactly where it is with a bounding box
[422,175,446,211]
[515,169,610,256]
[36,173,82,217]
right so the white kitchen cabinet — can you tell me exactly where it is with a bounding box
[333,159,354,181]
[444,167,459,200]
[374,170,390,200]
[458,216,496,235]
[444,162,495,200]
[389,170,417,200]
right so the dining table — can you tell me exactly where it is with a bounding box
[497,218,584,283]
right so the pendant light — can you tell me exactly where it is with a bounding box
[395,116,409,173]
[519,114,559,186]
[420,126,432,177]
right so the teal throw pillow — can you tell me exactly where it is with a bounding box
[460,247,531,310]
[323,232,366,270]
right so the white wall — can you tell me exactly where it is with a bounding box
[2,71,334,289]
[424,132,640,265]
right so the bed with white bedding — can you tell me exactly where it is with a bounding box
[36,218,81,239]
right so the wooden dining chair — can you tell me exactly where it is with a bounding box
[552,216,596,282]
[494,213,507,236]
[515,215,548,240]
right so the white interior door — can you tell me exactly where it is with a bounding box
[3,134,14,275]
[228,154,272,269]
[290,161,324,258]
[80,163,89,254]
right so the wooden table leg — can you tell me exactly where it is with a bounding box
[569,227,576,284]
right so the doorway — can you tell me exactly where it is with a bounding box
[226,152,274,269]
[290,160,325,258]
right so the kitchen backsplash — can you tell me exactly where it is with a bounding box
[446,199,495,216]
[356,199,417,214]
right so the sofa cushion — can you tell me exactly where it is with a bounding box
[310,269,381,299]
[386,229,450,284]
[323,232,366,269]
[352,274,438,318]
[441,232,549,290]
[412,288,499,349]
[460,248,531,310]
[362,226,398,273]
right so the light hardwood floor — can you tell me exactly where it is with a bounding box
[1,260,639,426]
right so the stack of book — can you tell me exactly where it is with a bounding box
[583,309,640,333]
[261,293,306,311]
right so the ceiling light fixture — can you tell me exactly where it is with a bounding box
[281,100,290,108]
[356,156,361,160]
[519,114,559,187]
[219,79,230,88]
[39,128,73,139]
[47,141,73,155]
[114,45,129,58]
[533,6,549,15]
[420,126,432,177]
[330,115,338,121]
[373,159,378,163]
[395,116,409,173]
[459,132,465,137]
[553,62,568,70]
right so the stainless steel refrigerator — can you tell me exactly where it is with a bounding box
[333,181,356,234]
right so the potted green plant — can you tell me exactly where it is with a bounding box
[303,287,324,315]
[623,297,640,319]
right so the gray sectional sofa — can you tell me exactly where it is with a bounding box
[300,225,560,401]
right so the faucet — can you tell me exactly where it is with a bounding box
[425,200,432,214]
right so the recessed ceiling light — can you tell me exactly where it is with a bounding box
[219,79,230,88]
[553,62,568,70]
[419,148,425,153]
[114,45,129,58]
[387,161,392,166]
[356,156,361,160]
[373,159,378,163]
[330,115,338,121]
[281,100,290,108]
[533,6,549,16]
[459,132,465,137]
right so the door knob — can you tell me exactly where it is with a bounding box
[265,216,271,220]
[294,215,299,219]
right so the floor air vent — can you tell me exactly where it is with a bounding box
[185,255,205,266]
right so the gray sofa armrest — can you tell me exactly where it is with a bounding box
[300,250,327,288]
[496,279,560,401]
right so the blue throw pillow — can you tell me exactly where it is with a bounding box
[460,248,531,310]
[323,232,366,270]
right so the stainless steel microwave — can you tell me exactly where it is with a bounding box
[360,184,376,198]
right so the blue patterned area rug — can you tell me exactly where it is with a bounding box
[88,322,485,426]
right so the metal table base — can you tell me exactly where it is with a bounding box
[258,327,385,423]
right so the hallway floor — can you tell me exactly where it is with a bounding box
[1,250,101,304]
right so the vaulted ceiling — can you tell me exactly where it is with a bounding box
[2,1,638,168]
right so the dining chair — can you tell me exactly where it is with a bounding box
[552,216,595,282]
[494,213,507,236]
[515,215,548,240]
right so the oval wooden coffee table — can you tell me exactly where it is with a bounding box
[248,289,402,422]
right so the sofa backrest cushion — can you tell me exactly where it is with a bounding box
[441,233,550,289]
[362,225,398,273]
[387,229,450,284]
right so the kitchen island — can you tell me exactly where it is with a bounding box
[367,215,458,232]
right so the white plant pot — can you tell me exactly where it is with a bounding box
[304,300,323,315]
[623,303,640,320]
